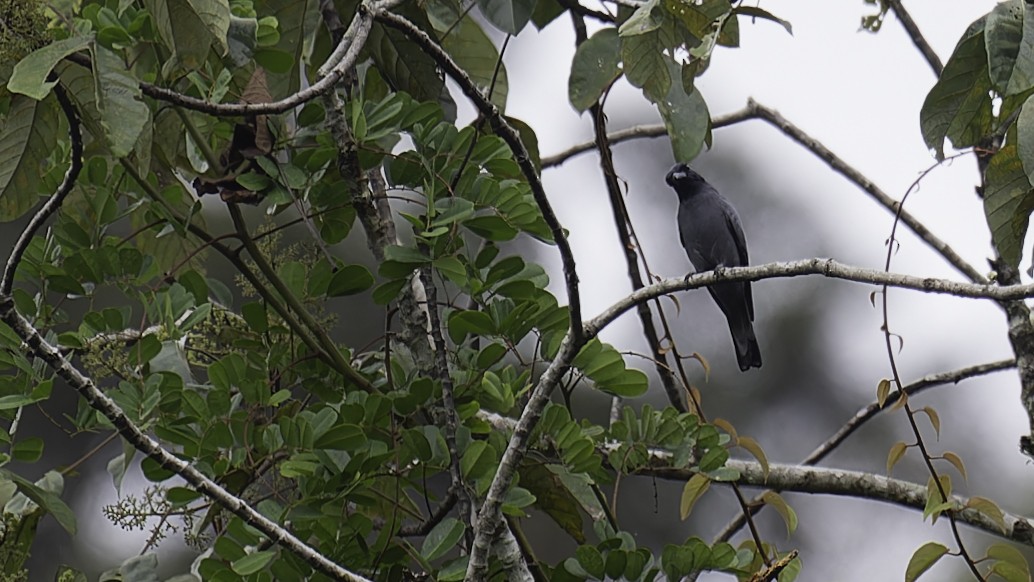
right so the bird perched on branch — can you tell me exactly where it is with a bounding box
[666,163,762,371]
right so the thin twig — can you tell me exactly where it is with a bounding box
[541,111,751,168]
[418,267,474,543]
[542,102,986,287]
[885,0,943,76]
[711,358,1016,543]
[124,0,403,117]
[1,84,82,295]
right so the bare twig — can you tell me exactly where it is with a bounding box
[541,110,752,168]
[543,102,985,286]
[886,0,943,76]
[418,267,475,541]
[226,204,374,391]
[712,357,1015,542]
[2,85,82,295]
[568,11,685,412]
[745,100,986,284]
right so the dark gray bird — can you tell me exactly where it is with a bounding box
[666,163,761,371]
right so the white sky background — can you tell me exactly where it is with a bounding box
[500,1,1032,581]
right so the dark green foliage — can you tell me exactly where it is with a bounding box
[0,0,803,578]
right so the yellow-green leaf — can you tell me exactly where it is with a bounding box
[940,451,967,481]
[966,496,1007,534]
[760,491,797,535]
[886,441,908,475]
[679,473,710,520]
[876,378,891,407]
[904,542,948,582]
[737,436,769,479]
[917,406,941,438]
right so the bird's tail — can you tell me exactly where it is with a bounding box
[732,321,762,372]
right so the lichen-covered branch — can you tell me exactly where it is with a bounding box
[635,455,1033,548]
[587,258,1034,340]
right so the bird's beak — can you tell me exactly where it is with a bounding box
[666,165,685,186]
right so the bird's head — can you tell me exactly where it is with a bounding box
[665,163,707,190]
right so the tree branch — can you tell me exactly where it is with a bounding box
[587,258,1032,340]
[374,10,584,346]
[127,0,402,116]
[467,334,582,581]
[635,456,1033,548]
[712,358,1015,543]
[1,85,82,296]
[541,109,753,168]
[542,101,985,286]
[886,0,943,77]
[0,298,371,582]
[744,100,986,284]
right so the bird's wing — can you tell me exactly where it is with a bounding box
[724,208,754,321]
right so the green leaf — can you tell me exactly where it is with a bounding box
[477,0,536,35]
[119,553,161,581]
[619,0,662,37]
[231,550,276,575]
[0,94,61,221]
[733,6,792,36]
[985,0,1034,95]
[984,144,1034,269]
[367,24,444,104]
[987,543,1031,581]
[663,0,731,39]
[522,464,586,543]
[145,0,228,75]
[314,424,367,450]
[432,196,476,226]
[569,28,622,112]
[89,43,149,158]
[7,36,94,100]
[966,496,1008,533]
[760,491,797,535]
[263,0,319,99]
[1015,93,1034,188]
[441,17,509,110]
[373,278,409,305]
[904,542,948,582]
[448,310,495,343]
[12,438,43,462]
[576,546,606,579]
[679,473,710,520]
[621,31,669,102]
[460,440,497,480]
[656,58,710,162]
[572,339,649,397]
[328,265,375,296]
[920,18,992,158]
[421,517,465,561]
[3,470,76,534]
